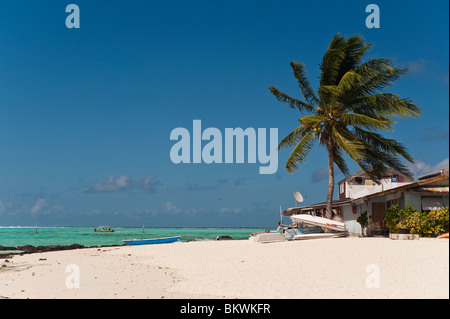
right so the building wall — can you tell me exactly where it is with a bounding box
[404,192,422,211]
[404,193,449,211]
[340,171,414,200]
[343,192,449,235]
[443,195,449,207]
[342,204,361,234]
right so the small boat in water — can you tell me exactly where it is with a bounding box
[122,236,181,245]
[94,226,115,233]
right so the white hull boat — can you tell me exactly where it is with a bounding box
[249,231,283,243]
[280,214,348,240]
[292,232,348,240]
[290,214,346,232]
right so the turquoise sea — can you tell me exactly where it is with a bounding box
[0,227,267,247]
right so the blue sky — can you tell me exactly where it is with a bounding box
[0,0,448,227]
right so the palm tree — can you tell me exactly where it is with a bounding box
[269,33,421,219]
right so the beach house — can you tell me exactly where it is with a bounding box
[284,167,449,235]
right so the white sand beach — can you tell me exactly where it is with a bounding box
[1,237,448,299]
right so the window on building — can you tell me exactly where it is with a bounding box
[365,179,374,186]
[421,196,444,212]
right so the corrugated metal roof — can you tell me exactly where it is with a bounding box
[283,199,351,216]
[410,186,449,194]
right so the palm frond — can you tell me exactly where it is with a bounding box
[333,148,350,176]
[336,71,362,93]
[268,87,316,113]
[352,127,414,162]
[290,62,320,106]
[330,127,366,164]
[334,127,414,179]
[343,59,408,98]
[270,33,420,180]
[336,35,372,80]
[359,146,413,179]
[318,85,339,107]
[299,115,324,127]
[320,34,372,86]
[339,113,396,131]
[285,131,315,174]
[277,125,311,150]
[348,93,421,119]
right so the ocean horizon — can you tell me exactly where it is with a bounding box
[0,226,269,248]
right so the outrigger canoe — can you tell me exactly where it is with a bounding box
[94,226,115,233]
[123,236,181,245]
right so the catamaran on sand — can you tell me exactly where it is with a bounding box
[250,191,348,243]
[249,214,348,243]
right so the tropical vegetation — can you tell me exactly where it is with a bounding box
[356,211,369,236]
[384,204,449,237]
[269,33,421,218]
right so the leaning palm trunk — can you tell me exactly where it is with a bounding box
[270,33,421,214]
[326,142,334,219]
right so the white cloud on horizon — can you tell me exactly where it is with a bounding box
[403,58,449,84]
[161,201,182,214]
[87,174,161,193]
[136,174,161,193]
[219,206,242,215]
[142,202,206,216]
[31,198,47,215]
[87,175,132,193]
[0,200,12,215]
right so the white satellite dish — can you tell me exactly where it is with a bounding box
[293,191,304,207]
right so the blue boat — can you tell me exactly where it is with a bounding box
[122,236,181,245]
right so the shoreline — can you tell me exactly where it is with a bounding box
[0,243,123,259]
[1,237,448,299]
[0,227,262,248]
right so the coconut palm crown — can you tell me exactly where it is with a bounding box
[269,33,421,218]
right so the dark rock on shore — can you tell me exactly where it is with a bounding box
[0,243,123,256]
[215,235,232,240]
[16,244,86,254]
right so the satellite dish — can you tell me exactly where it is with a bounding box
[293,191,304,207]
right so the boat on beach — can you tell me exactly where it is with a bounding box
[248,231,283,243]
[122,236,181,245]
[290,214,346,232]
[283,214,348,240]
[249,212,348,243]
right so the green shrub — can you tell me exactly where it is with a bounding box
[357,211,369,228]
[406,206,449,237]
[385,204,415,233]
[357,211,369,236]
[384,204,401,233]
[406,211,426,236]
